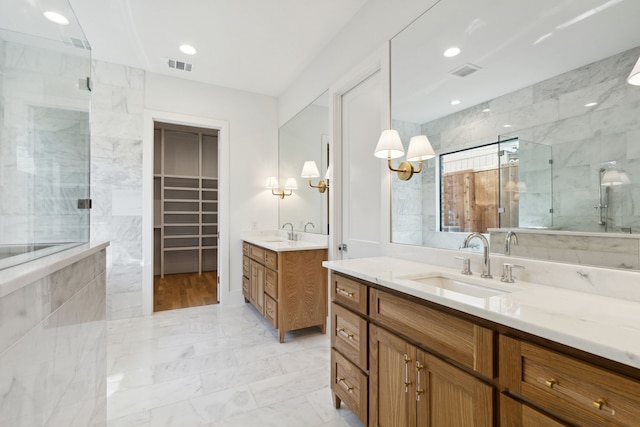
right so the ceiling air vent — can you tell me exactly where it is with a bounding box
[63,37,91,50]
[168,59,192,72]
[450,63,481,77]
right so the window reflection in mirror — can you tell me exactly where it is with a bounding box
[440,138,552,234]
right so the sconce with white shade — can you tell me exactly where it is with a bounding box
[266,176,297,199]
[628,56,640,86]
[374,130,435,181]
[300,160,331,193]
[601,169,631,186]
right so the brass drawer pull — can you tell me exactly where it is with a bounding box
[538,378,616,416]
[336,287,354,298]
[336,327,354,340]
[404,353,412,392]
[416,361,424,401]
[337,377,354,393]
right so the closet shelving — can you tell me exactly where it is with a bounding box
[154,125,218,277]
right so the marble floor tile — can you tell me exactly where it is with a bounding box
[107,304,364,427]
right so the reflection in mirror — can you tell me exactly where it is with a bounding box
[278,91,329,234]
[390,0,640,269]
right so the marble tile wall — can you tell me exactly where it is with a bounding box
[0,248,107,427]
[89,60,145,320]
[391,46,640,267]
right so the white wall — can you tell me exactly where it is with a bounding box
[145,73,279,305]
[278,0,439,126]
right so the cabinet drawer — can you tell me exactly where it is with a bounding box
[331,273,367,315]
[331,303,367,370]
[264,295,278,329]
[500,335,640,427]
[265,268,278,299]
[331,349,367,425]
[249,244,265,263]
[370,288,494,378]
[500,394,568,426]
[242,255,250,277]
[264,250,278,270]
[242,242,249,256]
[242,276,249,299]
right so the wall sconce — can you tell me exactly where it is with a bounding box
[300,161,331,193]
[266,176,297,199]
[374,130,435,181]
[628,55,640,86]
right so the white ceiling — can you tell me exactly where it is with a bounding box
[65,0,368,97]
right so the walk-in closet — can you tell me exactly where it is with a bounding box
[153,123,219,311]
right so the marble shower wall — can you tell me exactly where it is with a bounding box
[392,46,640,260]
[0,248,107,427]
[89,60,145,320]
[0,40,91,245]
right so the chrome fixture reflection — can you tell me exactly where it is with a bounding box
[374,130,435,181]
[596,168,631,228]
[304,222,315,232]
[266,176,297,199]
[300,161,330,193]
[504,230,518,255]
[282,222,294,240]
[462,232,492,278]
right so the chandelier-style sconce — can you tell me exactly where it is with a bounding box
[374,129,435,181]
[300,161,331,193]
[266,176,297,199]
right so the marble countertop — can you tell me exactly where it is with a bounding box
[242,230,328,252]
[324,257,640,370]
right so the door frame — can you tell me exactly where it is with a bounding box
[328,43,391,261]
[142,109,230,314]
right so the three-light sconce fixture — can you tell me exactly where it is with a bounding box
[266,176,298,199]
[374,129,435,181]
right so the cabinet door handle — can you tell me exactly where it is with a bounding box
[336,287,354,298]
[416,361,424,401]
[336,327,354,340]
[538,378,615,416]
[337,377,354,394]
[404,353,412,392]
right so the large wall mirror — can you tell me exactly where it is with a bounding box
[390,0,640,268]
[278,91,329,234]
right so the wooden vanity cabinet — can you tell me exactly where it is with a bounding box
[370,324,493,427]
[500,334,640,427]
[242,241,327,343]
[500,394,568,426]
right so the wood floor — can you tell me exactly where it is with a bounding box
[153,271,218,312]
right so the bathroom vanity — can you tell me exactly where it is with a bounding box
[242,233,328,342]
[325,257,640,427]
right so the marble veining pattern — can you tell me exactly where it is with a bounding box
[0,248,107,427]
[106,304,363,427]
[90,60,146,320]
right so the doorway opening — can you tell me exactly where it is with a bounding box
[153,122,219,312]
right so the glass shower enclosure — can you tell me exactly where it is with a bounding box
[0,0,91,269]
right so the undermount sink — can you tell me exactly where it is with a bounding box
[400,274,512,298]
[263,239,285,243]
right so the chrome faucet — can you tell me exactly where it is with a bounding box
[282,222,294,240]
[304,222,315,233]
[504,230,518,255]
[462,232,492,278]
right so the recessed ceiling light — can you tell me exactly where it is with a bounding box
[443,47,461,58]
[503,124,512,128]
[450,99,461,105]
[179,44,197,55]
[585,102,598,107]
[482,108,491,113]
[44,11,69,25]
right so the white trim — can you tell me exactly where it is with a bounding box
[327,43,391,261]
[142,109,230,315]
